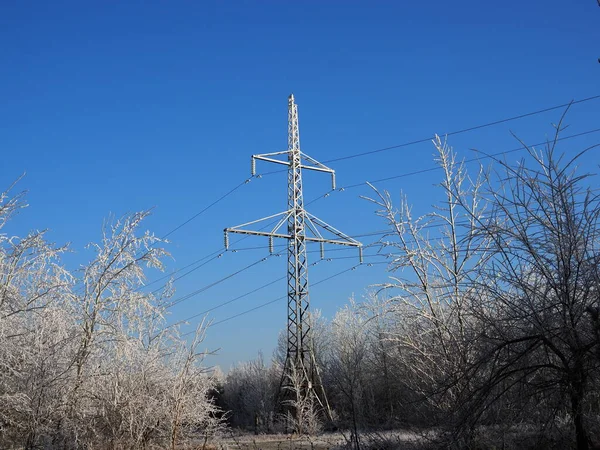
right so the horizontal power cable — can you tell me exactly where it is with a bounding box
[199,179,600,261]
[149,253,223,295]
[160,178,253,240]
[358,129,600,188]
[141,249,224,291]
[207,261,388,329]
[162,253,380,334]
[324,95,600,163]
[173,257,384,336]
[176,205,600,326]
[138,114,600,300]
[306,129,600,206]
[164,255,272,310]
[139,217,283,294]
[138,107,600,297]
[256,95,600,178]
[71,178,254,296]
[169,274,287,329]
[180,222,565,332]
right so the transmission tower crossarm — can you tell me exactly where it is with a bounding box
[298,152,334,172]
[305,211,361,246]
[253,155,291,167]
[303,215,325,241]
[253,155,336,174]
[227,228,365,247]
[299,165,336,176]
[252,151,336,189]
[226,210,291,232]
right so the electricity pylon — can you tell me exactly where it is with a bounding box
[224,94,362,424]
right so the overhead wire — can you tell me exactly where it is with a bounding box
[154,129,599,313]
[159,178,253,240]
[207,261,388,329]
[323,94,600,163]
[171,275,287,329]
[142,249,224,291]
[164,254,273,310]
[130,96,600,297]
[257,94,600,178]
[71,176,256,296]
[194,186,600,326]
[128,96,600,330]
[178,175,600,329]
[65,94,600,349]
[168,255,379,336]
[138,216,283,294]
[149,253,223,294]
[305,128,600,206]
[164,251,384,327]
[173,180,600,331]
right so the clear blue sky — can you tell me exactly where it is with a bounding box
[1,1,599,369]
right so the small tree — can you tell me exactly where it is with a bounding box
[326,299,369,449]
[223,352,279,431]
[280,361,323,436]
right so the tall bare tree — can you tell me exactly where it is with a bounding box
[459,121,600,449]
[363,135,492,424]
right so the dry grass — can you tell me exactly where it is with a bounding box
[203,430,428,450]
[206,432,344,450]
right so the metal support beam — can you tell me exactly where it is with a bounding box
[224,94,361,429]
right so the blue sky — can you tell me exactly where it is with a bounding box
[1,1,599,369]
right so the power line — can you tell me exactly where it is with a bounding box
[171,274,287,328]
[71,177,254,296]
[207,261,388,329]
[164,255,272,310]
[173,169,596,298]
[306,128,600,204]
[324,95,600,163]
[168,253,385,335]
[180,186,600,331]
[72,96,600,298]
[111,103,600,307]
[172,257,378,336]
[139,217,284,294]
[360,129,600,188]
[160,178,253,240]
[256,94,600,178]
[142,249,225,291]
[179,237,524,332]
[171,129,600,331]
[149,252,223,294]
[99,100,600,298]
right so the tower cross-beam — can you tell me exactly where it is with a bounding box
[224,94,362,427]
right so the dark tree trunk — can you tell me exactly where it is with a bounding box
[570,374,589,450]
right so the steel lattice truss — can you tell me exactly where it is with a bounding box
[225,94,362,422]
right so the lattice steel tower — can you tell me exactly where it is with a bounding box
[225,94,362,422]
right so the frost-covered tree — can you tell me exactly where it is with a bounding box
[325,299,369,448]
[0,182,222,449]
[363,135,492,426]
[222,352,279,432]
